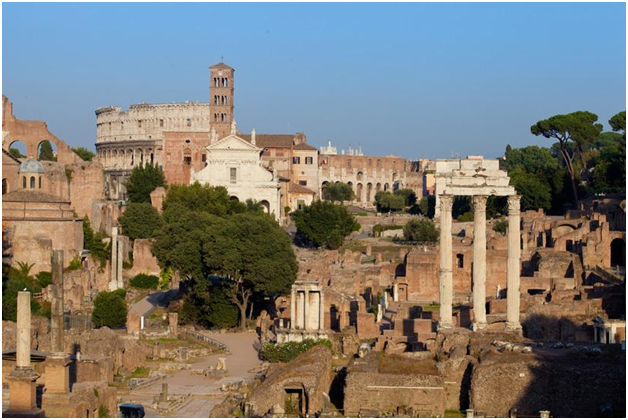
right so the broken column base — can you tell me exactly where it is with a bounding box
[472,322,487,332]
[44,356,71,394]
[505,322,523,334]
[4,368,44,417]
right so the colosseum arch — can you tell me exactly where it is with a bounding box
[366,183,373,202]
[356,183,363,202]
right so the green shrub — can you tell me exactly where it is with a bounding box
[259,339,332,363]
[457,211,474,222]
[130,273,159,290]
[493,218,508,234]
[68,257,82,270]
[92,290,128,328]
[98,405,110,418]
[403,218,439,243]
[35,271,52,289]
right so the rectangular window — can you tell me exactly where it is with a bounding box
[293,157,301,164]
[305,156,313,165]
[160,119,164,127]
[183,157,191,165]
[187,118,192,127]
[202,154,207,162]
[138,120,142,128]
[299,180,307,186]
[230,167,237,183]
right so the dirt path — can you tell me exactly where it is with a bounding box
[123,331,262,418]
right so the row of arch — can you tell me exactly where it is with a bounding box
[213,77,230,87]
[97,147,155,170]
[213,95,230,106]
[322,180,394,203]
[213,113,230,122]
[8,139,58,161]
[354,171,399,182]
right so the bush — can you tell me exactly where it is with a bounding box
[374,191,405,212]
[83,218,109,267]
[119,202,163,241]
[92,290,128,328]
[403,218,439,243]
[372,224,403,237]
[259,339,332,363]
[98,405,110,418]
[68,257,82,270]
[129,273,159,290]
[493,218,508,234]
[456,211,474,222]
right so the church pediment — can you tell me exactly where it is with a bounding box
[208,134,260,152]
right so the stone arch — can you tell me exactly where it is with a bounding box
[230,196,239,202]
[376,182,382,191]
[366,182,373,202]
[610,238,625,267]
[8,140,27,159]
[260,200,271,213]
[356,183,363,202]
[356,171,363,181]
[384,183,390,192]
[37,140,58,161]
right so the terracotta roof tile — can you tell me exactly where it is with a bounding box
[2,190,69,203]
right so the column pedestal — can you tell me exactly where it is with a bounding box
[5,368,42,415]
[44,357,71,394]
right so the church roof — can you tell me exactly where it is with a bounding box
[240,134,295,148]
[2,190,68,203]
[288,183,316,195]
[18,158,45,174]
[210,62,233,70]
[293,143,318,151]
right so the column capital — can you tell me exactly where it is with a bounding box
[507,195,521,215]
[439,194,454,210]
[472,195,489,211]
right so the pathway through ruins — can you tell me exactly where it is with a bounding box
[123,331,262,418]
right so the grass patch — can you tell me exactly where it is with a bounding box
[445,409,466,418]
[422,304,440,312]
[130,366,151,378]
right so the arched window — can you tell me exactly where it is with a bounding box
[38,177,42,189]
[22,176,26,189]
[30,176,35,189]
[456,254,464,268]
[2,178,7,195]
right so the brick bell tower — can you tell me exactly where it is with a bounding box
[209,62,235,140]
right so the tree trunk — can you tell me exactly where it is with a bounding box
[558,146,579,205]
[248,301,254,320]
[239,303,247,331]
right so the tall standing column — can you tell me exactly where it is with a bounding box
[296,291,304,329]
[117,236,124,289]
[319,290,325,331]
[439,194,454,329]
[472,195,488,330]
[6,291,41,415]
[109,227,119,291]
[506,195,522,331]
[45,250,70,395]
[304,290,310,331]
[290,287,296,330]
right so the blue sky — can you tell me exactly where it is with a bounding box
[2,2,626,159]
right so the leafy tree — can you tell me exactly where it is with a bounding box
[403,218,439,243]
[92,290,127,328]
[2,263,51,321]
[493,219,508,235]
[125,163,166,203]
[203,213,298,330]
[9,148,25,159]
[509,168,552,211]
[38,140,56,161]
[394,189,417,207]
[71,147,96,161]
[180,282,239,329]
[322,182,355,203]
[83,218,109,266]
[531,111,603,204]
[130,273,159,290]
[591,140,626,194]
[163,182,245,216]
[292,200,360,249]
[119,202,163,241]
[609,111,626,137]
[374,191,405,212]
[245,199,264,213]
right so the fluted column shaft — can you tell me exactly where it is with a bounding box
[439,194,454,329]
[472,195,488,330]
[506,195,522,330]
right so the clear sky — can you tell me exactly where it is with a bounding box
[2,2,626,159]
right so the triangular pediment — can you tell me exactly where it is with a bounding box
[208,134,261,151]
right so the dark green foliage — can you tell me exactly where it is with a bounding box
[204,213,298,329]
[403,218,439,243]
[509,168,552,211]
[68,258,83,270]
[180,282,239,329]
[163,182,245,215]
[292,200,360,249]
[83,218,109,266]
[129,273,159,290]
[394,189,417,207]
[374,191,405,212]
[71,147,96,161]
[609,111,626,135]
[259,339,332,363]
[493,219,508,234]
[38,140,56,161]
[456,211,474,222]
[531,111,603,204]
[372,224,403,237]
[35,271,52,289]
[2,263,50,321]
[322,182,355,203]
[92,290,127,328]
[119,202,163,241]
[409,197,432,217]
[245,199,264,213]
[9,147,25,159]
[125,163,166,203]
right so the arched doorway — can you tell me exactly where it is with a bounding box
[356,183,363,202]
[260,200,270,213]
[366,183,373,202]
[610,238,625,267]
[230,196,239,202]
[2,178,8,195]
